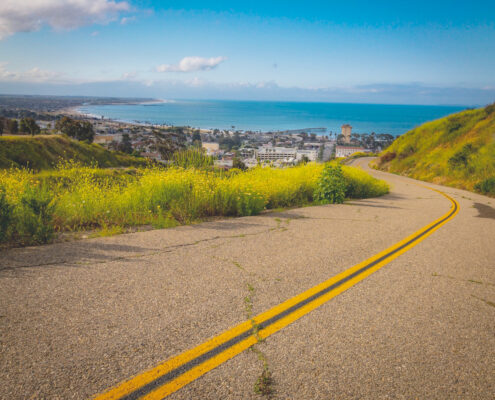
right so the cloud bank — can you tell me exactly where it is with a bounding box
[0,0,130,39]
[0,62,63,82]
[156,56,227,73]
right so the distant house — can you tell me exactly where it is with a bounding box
[202,142,220,155]
[141,152,163,162]
[214,159,233,169]
[94,134,122,145]
[335,145,365,158]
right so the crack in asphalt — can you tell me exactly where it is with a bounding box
[0,219,292,272]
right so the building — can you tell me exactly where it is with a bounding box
[202,142,220,156]
[214,159,233,169]
[93,134,122,145]
[335,145,365,158]
[255,147,297,162]
[296,149,318,162]
[341,124,352,143]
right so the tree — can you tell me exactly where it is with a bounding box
[55,117,78,137]
[0,117,4,136]
[118,133,133,154]
[233,157,247,170]
[19,118,40,136]
[153,130,187,160]
[55,117,94,143]
[192,130,202,147]
[78,121,95,143]
[232,132,242,148]
[7,119,18,134]
[298,155,310,165]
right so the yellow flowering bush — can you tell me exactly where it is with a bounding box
[0,161,388,245]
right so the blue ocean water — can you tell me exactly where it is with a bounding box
[78,100,465,136]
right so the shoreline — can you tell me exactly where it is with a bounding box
[69,100,466,136]
[63,98,173,129]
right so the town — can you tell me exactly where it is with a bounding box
[0,94,396,168]
[79,116,396,168]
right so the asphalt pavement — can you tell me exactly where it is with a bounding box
[1,159,494,399]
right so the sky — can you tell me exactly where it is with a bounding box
[0,0,494,105]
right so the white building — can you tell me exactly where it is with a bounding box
[295,149,318,162]
[255,147,297,162]
[335,145,365,158]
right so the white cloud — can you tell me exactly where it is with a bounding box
[0,0,130,39]
[156,56,227,73]
[120,16,136,25]
[121,71,137,80]
[0,62,63,82]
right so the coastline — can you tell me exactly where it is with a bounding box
[72,100,467,136]
[63,98,170,128]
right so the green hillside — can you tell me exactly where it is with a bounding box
[0,135,148,170]
[376,103,495,196]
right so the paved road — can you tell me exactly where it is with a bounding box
[1,159,494,399]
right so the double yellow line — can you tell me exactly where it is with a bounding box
[93,187,459,400]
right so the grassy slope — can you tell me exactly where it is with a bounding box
[376,103,495,194]
[0,135,148,170]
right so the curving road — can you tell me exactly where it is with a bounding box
[1,158,494,399]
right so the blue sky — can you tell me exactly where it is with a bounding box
[0,0,494,105]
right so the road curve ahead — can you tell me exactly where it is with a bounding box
[1,159,494,399]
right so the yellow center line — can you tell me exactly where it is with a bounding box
[93,186,459,400]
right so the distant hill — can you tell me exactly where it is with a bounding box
[375,103,495,196]
[0,135,148,170]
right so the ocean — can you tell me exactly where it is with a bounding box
[78,100,466,136]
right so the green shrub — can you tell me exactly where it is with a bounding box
[314,164,347,204]
[1,162,389,245]
[342,166,389,198]
[16,185,56,244]
[0,187,13,242]
[448,144,475,169]
[474,177,495,195]
[398,144,416,160]
[171,148,213,169]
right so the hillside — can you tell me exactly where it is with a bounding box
[376,103,495,196]
[0,135,148,170]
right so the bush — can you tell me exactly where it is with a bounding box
[0,187,13,242]
[171,148,213,169]
[342,166,390,198]
[16,185,56,244]
[314,164,347,204]
[0,162,389,245]
[398,144,416,160]
[474,177,495,195]
[448,144,475,169]
[380,152,396,163]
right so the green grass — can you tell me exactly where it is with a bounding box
[0,161,389,246]
[0,134,148,170]
[376,103,495,195]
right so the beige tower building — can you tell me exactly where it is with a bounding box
[341,124,352,143]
